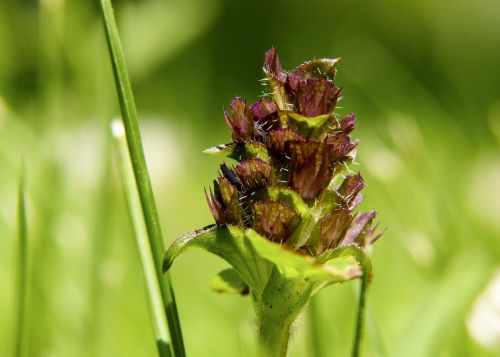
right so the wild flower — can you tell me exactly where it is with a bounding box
[164,48,383,356]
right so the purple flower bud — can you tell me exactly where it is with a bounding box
[252,200,299,243]
[349,193,364,211]
[263,48,286,84]
[268,128,305,152]
[224,97,256,142]
[205,177,242,226]
[341,211,377,247]
[287,76,342,117]
[234,158,272,190]
[320,208,352,250]
[340,113,356,134]
[289,140,337,199]
[250,99,279,132]
[263,48,289,110]
[325,133,357,161]
[220,163,242,190]
[285,58,342,117]
[339,173,365,209]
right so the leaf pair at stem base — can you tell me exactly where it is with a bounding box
[163,225,371,356]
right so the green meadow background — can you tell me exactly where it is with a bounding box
[1,0,500,356]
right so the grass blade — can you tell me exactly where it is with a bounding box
[99,1,185,356]
[112,120,172,357]
[14,172,28,357]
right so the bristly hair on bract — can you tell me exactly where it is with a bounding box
[205,48,384,257]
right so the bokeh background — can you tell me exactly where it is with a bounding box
[1,0,500,356]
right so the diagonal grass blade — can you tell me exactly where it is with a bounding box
[99,1,185,356]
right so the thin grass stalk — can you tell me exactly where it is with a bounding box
[112,120,172,357]
[352,276,368,357]
[99,1,185,355]
[14,172,28,357]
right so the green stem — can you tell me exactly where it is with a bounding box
[258,314,292,357]
[99,1,185,356]
[255,266,313,357]
[352,276,368,357]
[14,171,28,357]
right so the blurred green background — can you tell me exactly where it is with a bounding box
[1,0,500,356]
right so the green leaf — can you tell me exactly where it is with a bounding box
[291,58,340,81]
[203,142,271,162]
[318,245,372,277]
[164,225,362,298]
[246,229,362,292]
[280,112,332,139]
[210,268,249,295]
[164,225,366,357]
[163,225,273,297]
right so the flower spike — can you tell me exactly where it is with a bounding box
[165,48,384,357]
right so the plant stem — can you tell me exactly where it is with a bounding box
[99,1,185,356]
[113,120,172,357]
[14,171,28,357]
[256,267,313,357]
[258,314,292,357]
[352,275,368,357]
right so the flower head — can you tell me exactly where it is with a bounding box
[164,49,384,357]
[203,48,382,255]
